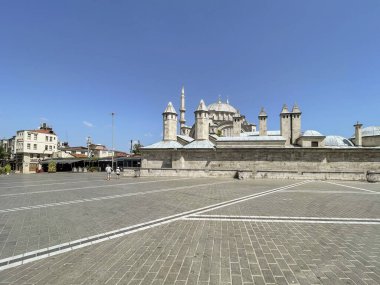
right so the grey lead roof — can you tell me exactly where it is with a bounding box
[217,136,286,141]
[142,140,183,149]
[302,130,324,137]
[183,140,215,149]
[177,135,194,142]
[325,136,355,148]
[240,130,281,136]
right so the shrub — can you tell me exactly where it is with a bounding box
[4,164,11,174]
[48,161,57,173]
[89,167,99,172]
[0,167,4,175]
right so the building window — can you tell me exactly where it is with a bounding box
[27,133,31,140]
[45,145,48,151]
[311,141,319,147]
[50,137,52,142]
[49,146,52,151]
[37,154,40,158]
[46,136,48,141]
[34,134,37,140]
[33,144,37,150]
[30,154,34,158]
[27,143,31,150]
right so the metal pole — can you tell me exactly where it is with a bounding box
[111,112,115,170]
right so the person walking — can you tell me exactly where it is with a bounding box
[116,167,121,179]
[105,164,112,180]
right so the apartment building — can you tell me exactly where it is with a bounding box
[12,123,58,173]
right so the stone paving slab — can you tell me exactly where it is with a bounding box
[205,182,380,219]
[0,220,379,284]
[0,175,378,284]
[0,176,296,260]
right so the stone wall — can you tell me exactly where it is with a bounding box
[140,147,380,181]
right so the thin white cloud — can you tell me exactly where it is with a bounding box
[144,132,153,137]
[40,117,49,122]
[83,121,94,128]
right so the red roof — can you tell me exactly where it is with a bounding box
[28,129,56,135]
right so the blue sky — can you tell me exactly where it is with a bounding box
[1,0,379,151]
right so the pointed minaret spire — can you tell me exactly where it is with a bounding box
[179,86,186,134]
[218,95,222,104]
[226,96,229,104]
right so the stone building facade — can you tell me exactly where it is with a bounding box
[141,88,380,181]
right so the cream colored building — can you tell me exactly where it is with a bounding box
[12,124,58,173]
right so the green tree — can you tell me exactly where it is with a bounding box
[0,146,5,160]
[132,143,143,155]
[48,161,57,173]
[4,164,11,174]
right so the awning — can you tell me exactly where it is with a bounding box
[41,159,83,165]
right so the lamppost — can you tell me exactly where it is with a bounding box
[111,112,115,170]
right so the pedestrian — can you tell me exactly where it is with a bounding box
[105,164,112,180]
[116,167,121,179]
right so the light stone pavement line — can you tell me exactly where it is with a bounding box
[190,180,312,217]
[0,178,109,188]
[184,217,380,225]
[0,180,231,213]
[186,214,380,221]
[0,175,112,187]
[324,181,378,193]
[284,190,379,194]
[184,214,380,223]
[0,177,194,197]
[0,180,309,271]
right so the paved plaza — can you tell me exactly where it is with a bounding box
[0,173,379,284]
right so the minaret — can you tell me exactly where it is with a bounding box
[258,107,268,136]
[354,121,363,147]
[179,86,186,135]
[291,103,302,144]
[280,104,291,145]
[163,102,178,141]
[194,99,209,140]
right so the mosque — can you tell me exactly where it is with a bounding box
[141,87,380,181]
[145,87,380,149]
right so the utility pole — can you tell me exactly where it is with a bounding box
[111,112,115,170]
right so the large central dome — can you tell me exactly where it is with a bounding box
[207,99,237,113]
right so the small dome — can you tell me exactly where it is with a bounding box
[362,126,380,137]
[325,136,354,147]
[208,100,237,113]
[302,130,323,137]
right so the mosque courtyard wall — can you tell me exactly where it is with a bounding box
[138,147,380,181]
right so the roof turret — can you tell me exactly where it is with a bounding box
[163,102,177,114]
[258,107,267,117]
[196,99,208,112]
[292,103,301,114]
[280,104,290,114]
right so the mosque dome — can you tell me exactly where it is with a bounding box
[302,130,324,137]
[361,126,380,137]
[325,136,354,147]
[208,98,237,114]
